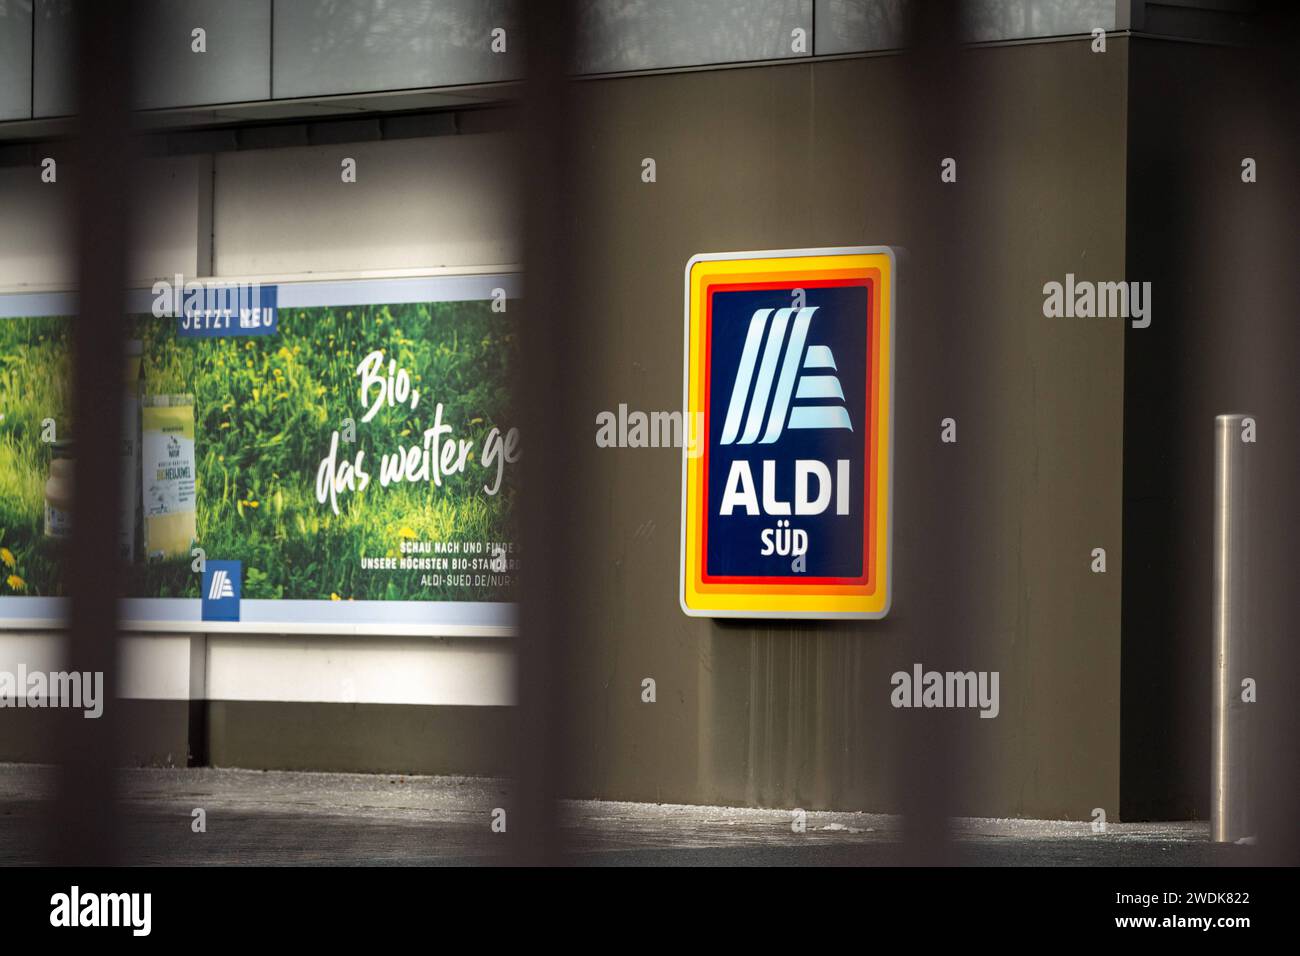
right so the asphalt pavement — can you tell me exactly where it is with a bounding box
[0,763,1255,866]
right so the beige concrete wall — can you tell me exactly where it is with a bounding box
[212,134,519,278]
[0,155,214,292]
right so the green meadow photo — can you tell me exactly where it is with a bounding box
[0,316,73,598]
[0,300,518,603]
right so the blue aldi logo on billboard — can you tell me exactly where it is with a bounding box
[201,560,242,622]
[681,248,896,619]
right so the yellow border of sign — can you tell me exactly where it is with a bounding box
[679,247,896,619]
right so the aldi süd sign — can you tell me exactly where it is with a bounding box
[680,247,895,619]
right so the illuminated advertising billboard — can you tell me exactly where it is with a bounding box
[0,275,518,635]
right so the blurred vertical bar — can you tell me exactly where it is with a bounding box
[1250,0,1300,867]
[512,0,579,864]
[45,0,135,865]
[1211,413,1254,843]
[891,0,977,864]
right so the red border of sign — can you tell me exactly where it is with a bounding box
[698,276,874,587]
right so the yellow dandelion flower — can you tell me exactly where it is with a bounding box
[6,574,25,591]
[330,592,341,601]
[0,548,14,569]
[398,526,416,539]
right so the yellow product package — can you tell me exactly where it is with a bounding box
[141,396,197,561]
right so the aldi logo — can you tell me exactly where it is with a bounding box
[718,306,853,444]
[680,247,896,619]
[208,569,235,600]
[201,560,241,622]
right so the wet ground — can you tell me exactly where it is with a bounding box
[0,763,1254,866]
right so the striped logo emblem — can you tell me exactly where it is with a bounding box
[207,569,235,601]
[719,306,853,445]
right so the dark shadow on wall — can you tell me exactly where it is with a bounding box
[1121,10,1300,850]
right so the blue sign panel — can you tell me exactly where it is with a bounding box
[177,284,278,337]
[201,560,242,622]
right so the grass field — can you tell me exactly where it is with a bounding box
[0,300,518,602]
[0,316,73,598]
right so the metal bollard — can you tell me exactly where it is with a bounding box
[1212,413,1256,843]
